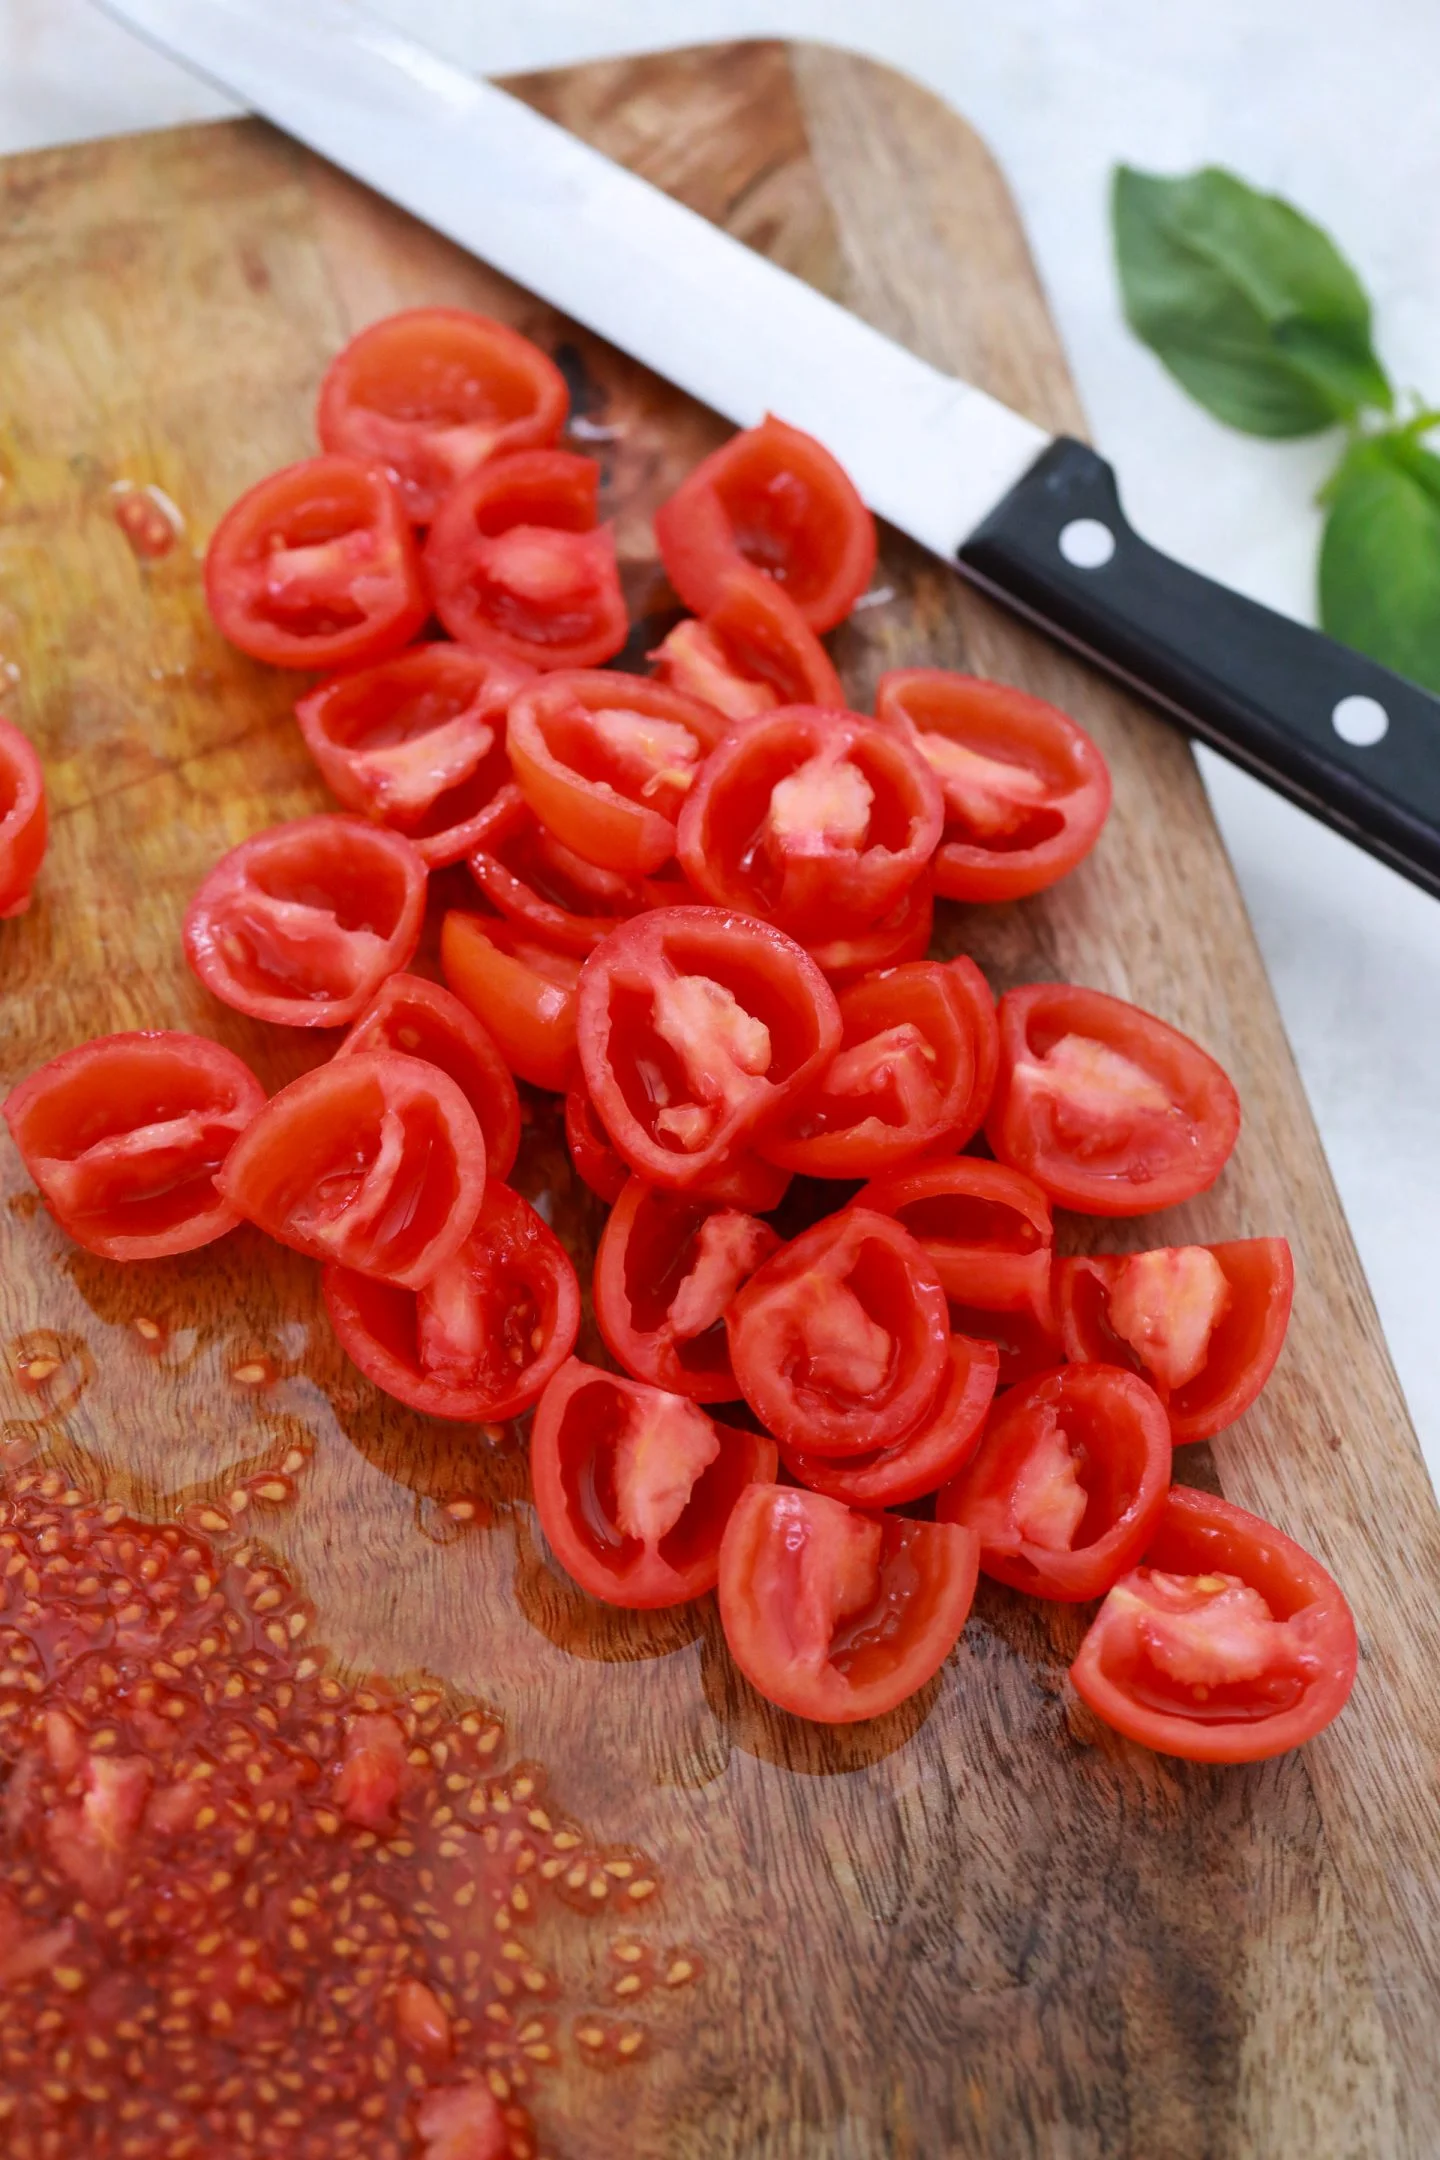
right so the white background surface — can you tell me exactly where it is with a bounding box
[5,0,1440,1482]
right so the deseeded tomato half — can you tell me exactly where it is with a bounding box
[779,1335,999,1510]
[859,1158,1061,1385]
[216,1052,485,1287]
[594,1175,780,1402]
[762,958,998,1177]
[938,1364,1172,1602]
[184,815,427,1029]
[441,911,580,1092]
[324,1180,579,1422]
[576,907,840,1190]
[727,1207,951,1457]
[468,785,660,956]
[423,449,627,670]
[1057,1238,1294,1443]
[316,307,568,524]
[507,671,727,876]
[336,971,521,1182]
[654,415,877,632]
[0,715,46,918]
[295,643,526,867]
[875,670,1111,902]
[4,1032,264,1261]
[1070,1484,1357,1762]
[987,983,1242,1216]
[718,1485,979,1723]
[676,706,942,946]
[650,564,844,720]
[204,455,428,669]
[531,1359,777,1608]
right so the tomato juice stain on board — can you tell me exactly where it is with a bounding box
[0,1449,679,2160]
[109,482,185,562]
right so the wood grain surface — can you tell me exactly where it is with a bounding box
[1,37,1437,2159]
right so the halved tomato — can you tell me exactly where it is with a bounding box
[594,1176,780,1402]
[0,715,46,919]
[441,911,581,1093]
[336,971,521,1182]
[778,1335,998,1509]
[649,563,844,720]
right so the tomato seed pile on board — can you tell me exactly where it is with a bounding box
[0,305,1358,2147]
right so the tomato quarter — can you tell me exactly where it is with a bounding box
[779,1334,999,1510]
[1069,1484,1357,1761]
[530,1359,777,1608]
[0,715,46,919]
[717,1485,979,1723]
[336,971,521,1182]
[594,1175,780,1402]
[987,983,1242,1216]
[4,1031,265,1261]
[650,563,844,720]
[441,911,580,1093]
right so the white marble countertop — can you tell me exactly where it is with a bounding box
[6,0,1439,1485]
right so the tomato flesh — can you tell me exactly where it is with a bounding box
[594,1176,779,1401]
[650,563,845,719]
[779,1335,999,1509]
[0,714,46,919]
[564,1080,630,1203]
[442,910,581,1093]
[337,971,522,1182]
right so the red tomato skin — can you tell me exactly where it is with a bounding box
[295,644,526,867]
[676,705,943,945]
[807,876,934,989]
[323,1181,580,1422]
[506,670,726,876]
[727,1207,951,1457]
[760,958,996,1177]
[779,1335,999,1509]
[204,455,428,670]
[0,716,46,918]
[875,670,1112,902]
[530,1359,778,1608]
[216,1052,486,1288]
[3,1031,265,1261]
[654,416,877,632]
[564,1082,629,1204]
[649,563,844,718]
[316,308,568,524]
[717,1485,979,1723]
[184,815,427,1029]
[1056,1238,1294,1443]
[422,450,628,670]
[937,1364,1172,1601]
[440,911,579,1093]
[987,983,1242,1217]
[593,1176,780,1402]
[576,906,841,1191]
[1069,1484,1358,1762]
[467,785,661,956]
[336,971,521,1182]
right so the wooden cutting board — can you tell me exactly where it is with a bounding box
[1,39,1438,2160]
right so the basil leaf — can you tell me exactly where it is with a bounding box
[1319,425,1440,694]
[1113,165,1391,437]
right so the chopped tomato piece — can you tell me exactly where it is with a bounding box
[47,1752,152,1902]
[576,906,839,1189]
[987,983,1242,1216]
[184,813,427,1029]
[506,670,726,875]
[654,415,877,631]
[650,563,844,719]
[717,1485,979,1723]
[875,670,1111,901]
[677,706,942,945]
[337,970,521,1181]
[204,454,428,669]
[468,784,662,955]
[727,1207,950,1456]
[324,1179,580,1421]
[4,1030,265,1260]
[1057,1237,1294,1442]
[531,1359,777,1607]
[938,1364,1172,1601]
[295,642,526,866]
[333,1710,408,1830]
[779,1334,999,1509]
[0,714,46,918]
[216,1051,486,1288]
[415,2081,510,2160]
[594,1176,780,1401]
[316,306,568,523]
[1070,1485,1357,1760]
[442,910,581,1092]
[564,1078,629,1203]
[423,448,627,669]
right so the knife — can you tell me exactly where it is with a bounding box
[94,0,1440,900]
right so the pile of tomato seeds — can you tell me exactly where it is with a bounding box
[0,302,1361,2150]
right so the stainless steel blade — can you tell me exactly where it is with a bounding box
[92,0,1048,562]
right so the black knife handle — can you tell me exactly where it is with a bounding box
[958,437,1440,897]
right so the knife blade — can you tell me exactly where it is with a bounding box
[93,0,1440,901]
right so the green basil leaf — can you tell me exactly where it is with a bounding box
[1112,165,1392,437]
[1319,426,1440,694]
